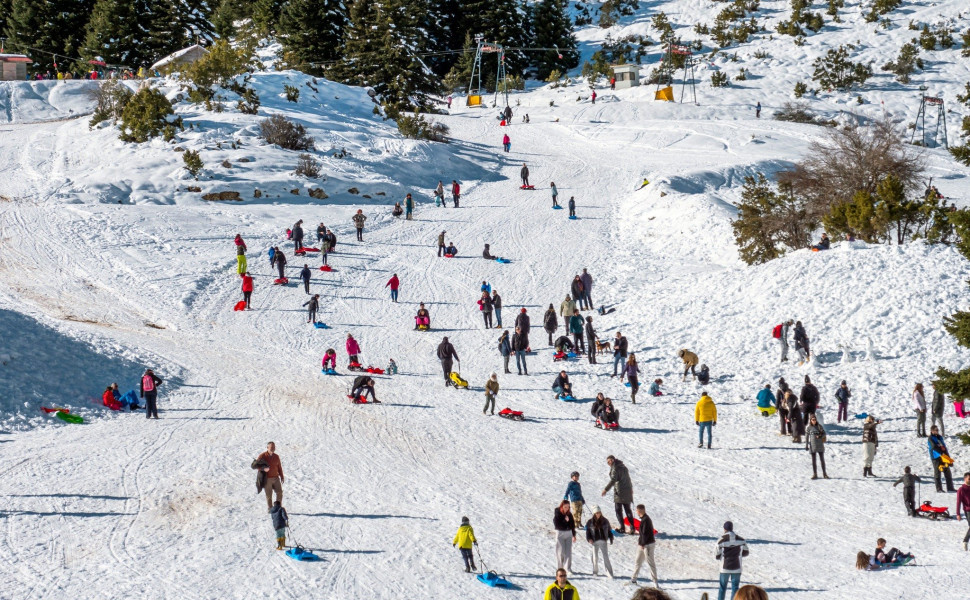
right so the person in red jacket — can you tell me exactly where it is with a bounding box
[386,273,400,302]
[451,180,461,207]
[241,272,254,309]
[102,385,122,410]
[502,133,510,153]
[957,472,970,550]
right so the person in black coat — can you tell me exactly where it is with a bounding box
[800,375,820,419]
[597,397,619,426]
[272,247,287,279]
[299,264,312,294]
[585,316,597,364]
[571,276,585,309]
[793,321,810,362]
[140,368,163,419]
[511,326,529,375]
[585,507,615,577]
[515,308,531,333]
[544,304,558,345]
[554,336,574,353]
[437,337,459,386]
[776,377,791,435]
[351,375,379,403]
[303,294,319,323]
[291,220,304,251]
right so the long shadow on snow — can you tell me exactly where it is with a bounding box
[617,427,675,434]
[9,493,129,501]
[0,309,145,425]
[292,512,436,521]
[1,510,136,518]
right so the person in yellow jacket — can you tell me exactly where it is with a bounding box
[452,516,478,572]
[695,392,717,449]
[544,568,580,600]
[679,349,699,381]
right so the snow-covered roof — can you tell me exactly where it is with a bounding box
[0,54,32,63]
[150,45,207,71]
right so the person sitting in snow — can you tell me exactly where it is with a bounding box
[813,233,831,250]
[102,385,122,410]
[553,371,574,399]
[322,348,337,372]
[445,242,458,256]
[873,538,914,566]
[415,303,431,329]
[392,202,404,218]
[597,397,620,427]
[271,500,288,550]
[648,378,664,396]
[554,336,574,354]
[483,244,495,260]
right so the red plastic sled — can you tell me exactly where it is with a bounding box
[520,185,535,190]
[320,265,333,272]
[347,394,368,404]
[623,517,659,535]
[498,408,524,421]
[234,300,247,311]
[553,351,567,361]
[273,277,289,285]
[41,407,69,414]
[365,367,385,375]
[444,254,455,258]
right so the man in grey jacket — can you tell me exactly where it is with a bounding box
[931,382,945,436]
[778,319,793,362]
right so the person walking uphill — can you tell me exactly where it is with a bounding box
[386,274,400,302]
[601,455,634,534]
[300,264,312,294]
[695,391,717,449]
[437,336,459,386]
[544,304,558,345]
[716,521,749,600]
[931,382,946,436]
[484,372,499,415]
[270,500,288,550]
[252,441,284,512]
[453,516,478,572]
[502,133,510,153]
[234,233,248,274]
[554,500,577,572]
[352,209,366,241]
[564,471,585,527]
[806,414,829,479]
[893,466,921,517]
[774,319,792,362]
[241,272,254,309]
[346,333,362,364]
[521,163,530,187]
[140,368,163,419]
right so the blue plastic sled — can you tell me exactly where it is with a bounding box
[558,395,577,402]
[286,547,321,561]
[624,382,632,387]
[854,413,868,419]
[495,258,511,264]
[552,205,563,210]
[314,322,330,329]
[568,215,578,220]
[321,369,338,376]
[477,571,512,588]
[566,352,578,359]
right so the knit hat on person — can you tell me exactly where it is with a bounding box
[724,521,733,532]
[461,516,469,524]
[593,506,602,514]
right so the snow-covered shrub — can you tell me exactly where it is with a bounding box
[90,80,133,127]
[294,153,320,178]
[284,84,300,103]
[774,101,814,123]
[119,87,183,143]
[711,71,729,87]
[259,114,314,151]
[397,112,449,143]
[793,81,808,97]
[811,45,872,91]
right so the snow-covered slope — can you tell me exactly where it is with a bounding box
[2,68,970,599]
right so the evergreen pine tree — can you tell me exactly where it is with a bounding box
[279,0,347,75]
[252,0,286,34]
[443,32,476,92]
[331,0,440,115]
[5,0,95,72]
[532,0,578,80]
[459,0,529,76]
[425,0,464,77]
[81,0,142,67]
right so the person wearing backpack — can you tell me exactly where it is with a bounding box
[140,368,163,419]
[773,320,792,362]
[498,330,512,374]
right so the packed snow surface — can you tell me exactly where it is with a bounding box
[2,25,970,600]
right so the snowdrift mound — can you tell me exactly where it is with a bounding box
[0,80,98,124]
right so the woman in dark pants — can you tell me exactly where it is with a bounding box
[777,377,791,435]
[806,414,829,479]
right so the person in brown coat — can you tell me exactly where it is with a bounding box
[253,442,284,512]
[678,349,699,381]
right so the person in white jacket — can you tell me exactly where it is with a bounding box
[913,383,927,438]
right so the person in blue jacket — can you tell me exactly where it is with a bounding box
[564,471,585,529]
[497,330,512,374]
[647,378,663,397]
[481,280,491,295]
[756,384,776,416]
[268,246,276,266]
[928,426,955,492]
[553,371,573,399]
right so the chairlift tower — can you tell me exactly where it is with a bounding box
[655,40,696,104]
[911,90,948,148]
[466,36,508,108]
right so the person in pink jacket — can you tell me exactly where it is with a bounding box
[322,349,337,372]
[346,334,361,364]
[502,133,510,153]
